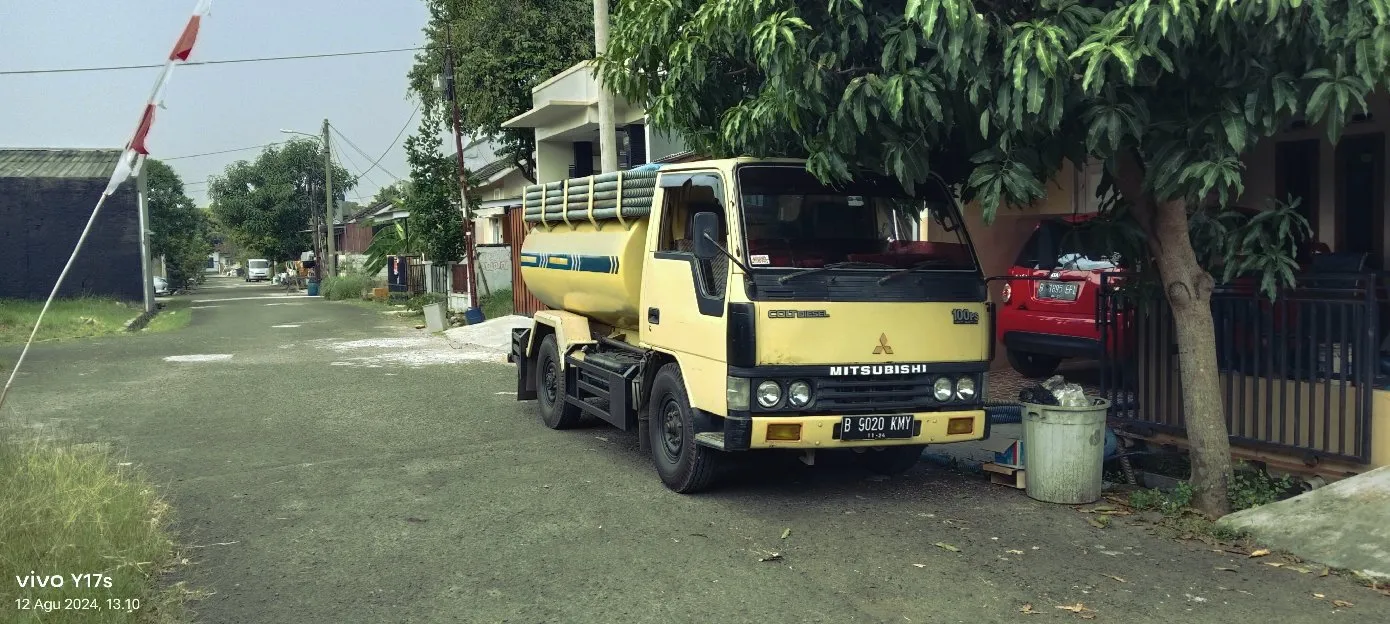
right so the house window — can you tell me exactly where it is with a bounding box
[490,217,502,245]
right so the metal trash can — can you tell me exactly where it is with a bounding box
[306,279,320,296]
[1021,397,1111,504]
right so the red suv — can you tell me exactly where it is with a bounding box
[998,211,1330,378]
[997,215,1125,378]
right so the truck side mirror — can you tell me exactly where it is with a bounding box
[692,212,721,260]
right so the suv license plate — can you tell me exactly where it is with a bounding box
[1038,280,1079,301]
[840,415,915,441]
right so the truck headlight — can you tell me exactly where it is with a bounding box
[955,376,976,400]
[787,380,812,407]
[756,380,782,408]
[727,377,750,411]
[933,377,954,402]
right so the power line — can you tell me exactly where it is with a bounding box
[330,126,403,181]
[361,102,419,184]
[163,142,285,161]
[328,134,374,205]
[0,46,434,76]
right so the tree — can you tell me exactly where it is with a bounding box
[408,0,594,181]
[600,0,1390,516]
[208,139,356,261]
[403,112,468,264]
[146,159,214,288]
[362,215,421,276]
[370,181,410,208]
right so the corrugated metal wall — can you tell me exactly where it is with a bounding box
[340,223,374,254]
[506,207,546,317]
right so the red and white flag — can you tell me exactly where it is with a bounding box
[103,0,212,196]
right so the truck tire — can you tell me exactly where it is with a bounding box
[1006,349,1061,379]
[857,445,926,475]
[536,334,582,430]
[648,363,720,493]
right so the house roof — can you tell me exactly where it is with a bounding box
[473,157,513,181]
[0,148,124,179]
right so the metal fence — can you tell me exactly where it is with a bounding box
[1098,271,1379,463]
[429,263,451,295]
[406,260,426,296]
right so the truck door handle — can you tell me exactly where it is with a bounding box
[648,307,660,324]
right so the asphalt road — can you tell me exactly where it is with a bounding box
[2,276,1385,623]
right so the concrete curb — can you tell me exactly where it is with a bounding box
[123,308,159,332]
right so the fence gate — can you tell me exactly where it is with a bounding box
[1098,272,1379,464]
[506,206,546,316]
[429,263,451,295]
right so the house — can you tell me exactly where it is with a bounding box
[1094,94,1390,479]
[0,148,145,301]
[502,60,692,181]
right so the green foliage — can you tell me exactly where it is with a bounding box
[387,292,410,306]
[1229,465,1296,512]
[404,292,447,312]
[601,0,1388,219]
[1128,481,1195,516]
[1219,199,1315,299]
[362,218,420,276]
[320,275,378,301]
[480,287,513,319]
[409,0,594,181]
[370,181,409,208]
[403,113,466,264]
[145,159,213,288]
[208,139,357,261]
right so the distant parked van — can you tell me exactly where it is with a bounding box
[246,259,271,282]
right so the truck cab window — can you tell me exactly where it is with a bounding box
[657,174,729,299]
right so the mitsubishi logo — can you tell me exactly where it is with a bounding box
[873,333,894,355]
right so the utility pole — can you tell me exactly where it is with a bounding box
[444,21,480,311]
[135,165,155,313]
[594,0,617,173]
[322,118,336,277]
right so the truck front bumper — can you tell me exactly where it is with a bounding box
[717,409,988,451]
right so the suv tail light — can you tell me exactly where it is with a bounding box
[1001,282,1012,303]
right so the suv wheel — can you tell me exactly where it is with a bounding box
[1007,349,1061,379]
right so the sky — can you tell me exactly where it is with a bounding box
[0,0,433,207]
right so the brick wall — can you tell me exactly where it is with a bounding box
[0,177,142,301]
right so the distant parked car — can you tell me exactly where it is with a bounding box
[246,258,271,282]
[152,276,170,296]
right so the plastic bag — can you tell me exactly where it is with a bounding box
[1019,375,1090,407]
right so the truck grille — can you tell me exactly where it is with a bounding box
[813,374,937,413]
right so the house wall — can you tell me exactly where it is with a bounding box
[0,177,142,301]
[1239,92,1390,261]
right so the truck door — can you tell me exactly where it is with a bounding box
[641,171,731,412]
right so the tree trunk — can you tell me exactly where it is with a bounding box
[1114,153,1232,517]
[1145,198,1232,517]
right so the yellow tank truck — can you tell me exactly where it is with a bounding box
[508,158,993,492]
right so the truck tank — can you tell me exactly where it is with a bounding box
[519,169,659,331]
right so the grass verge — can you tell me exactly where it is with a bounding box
[480,288,513,319]
[0,298,191,345]
[0,438,191,622]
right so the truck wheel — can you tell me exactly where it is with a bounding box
[1007,349,1061,379]
[536,334,582,430]
[648,363,720,493]
[857,445,925,475]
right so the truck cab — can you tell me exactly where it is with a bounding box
[511,159,992,492]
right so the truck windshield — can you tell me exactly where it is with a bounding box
[249,260,269,269]
[737,166,975,271]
